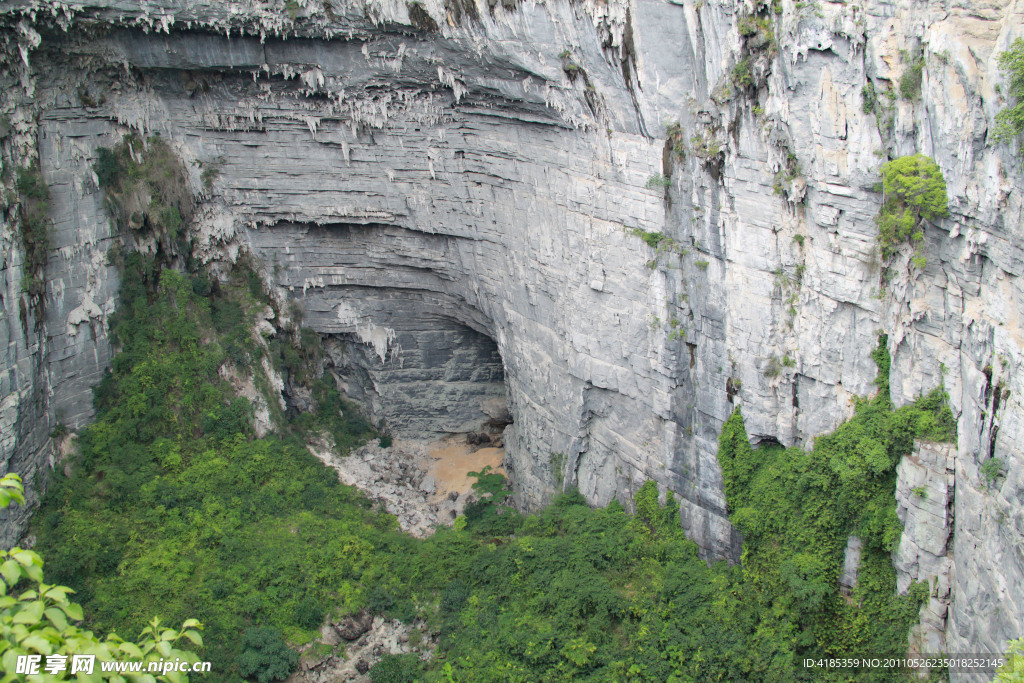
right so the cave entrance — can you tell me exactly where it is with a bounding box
[320,315,513,506]
[321,317,510,439]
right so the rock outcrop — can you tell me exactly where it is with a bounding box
[0,0,1022,667]
[893,441,955,661]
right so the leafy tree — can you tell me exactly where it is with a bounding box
[0,474,203,683]
[996,638,1024,682]
[234,628,297,683]
[877,154,948,258]
[369,653,421,682]
[993,38,1024,150]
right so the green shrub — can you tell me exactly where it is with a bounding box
[732,58,754,88]
[738,14,759,36]
[295,596,326,630]
[981,457,1005,489]
[236,627,298,682]
[876,154,948,257]
[369,653,422,682]
[665,120,687,158]
[993,38,1024,150]
[92,134,194,256]
[0,475,203,681]
[862,82,878,114]
[717,334,955,666]
[899,57,924,100]
[645,173,671,189]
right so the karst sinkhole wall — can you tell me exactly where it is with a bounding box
[0,0,1022,665]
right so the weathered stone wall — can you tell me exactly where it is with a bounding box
[0,0,1021,664]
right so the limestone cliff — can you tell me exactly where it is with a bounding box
[0,0,1021,666]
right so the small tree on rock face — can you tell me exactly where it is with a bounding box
[876,154,948,259]
[993,38,1024,152]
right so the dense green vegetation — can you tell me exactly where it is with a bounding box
[33,254,378,680]
[876,154,948,261]
[33,261,953,681]
[1,474,203,683]
[718,335,955,677]
[993,38,1024,150]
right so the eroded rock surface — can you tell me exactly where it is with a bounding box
[894,441,956,662]
[309,435,501,536]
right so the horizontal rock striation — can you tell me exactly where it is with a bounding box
[0,0,1022,665]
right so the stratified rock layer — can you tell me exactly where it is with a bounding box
[0,0,1022,666]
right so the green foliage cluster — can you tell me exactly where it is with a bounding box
[235,628,297,682]
[664,121,686,159]
[16,163,51,307]
[369,653,422,682]
[861,82,879,115]
[737,13,776,54]
[1,474,203,683]
[773,149,803,201]
[732,58,754,89]
[876,154,948,259]
[862,80,898,140]
[33,254,378,681]
[996,638,1024,682]
[689,132,723,162]
[644,174,670,190]
[93,135,194,258]
[993,38,1024,150]
[716,335,956,675]
[899,57,925,101]
[981,457,1005,489]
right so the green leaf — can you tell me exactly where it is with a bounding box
[119,642,144,658]
[0,559,21,586]
[62,602,84,622]
[12,600,44,624]
[11,550,39,568]
[43,607,68,630]
[182,629,203,646]
[43,585,72,602]
[23,564,43,583]
[20,633,53,654]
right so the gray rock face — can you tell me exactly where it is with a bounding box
[894,441,955,661]
[839,535,862,594]
[0,0,1022,664]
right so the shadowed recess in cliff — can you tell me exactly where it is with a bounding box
[247,220,510,438]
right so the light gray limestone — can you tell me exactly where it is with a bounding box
[894,441,955,663]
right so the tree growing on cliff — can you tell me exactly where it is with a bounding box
[876,154,948,259]
[993,38,1024,152]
